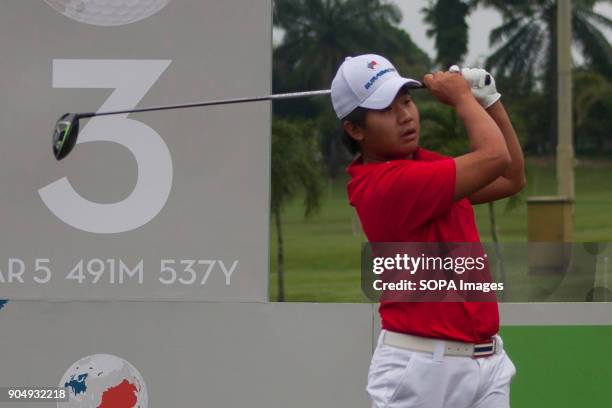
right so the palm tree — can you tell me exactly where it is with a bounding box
[482,0,612,152]
[420,0,534,68]
[274,0,406,92]
[421,0,473,69]
[271,118,324,301]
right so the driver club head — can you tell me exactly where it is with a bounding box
[53,113,80,160]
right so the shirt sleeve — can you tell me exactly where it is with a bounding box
[381,158,456,232]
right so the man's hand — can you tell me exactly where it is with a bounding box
[422,71,475,108]
[459,67,501,109]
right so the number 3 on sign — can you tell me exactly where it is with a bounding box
[38,60,174,234]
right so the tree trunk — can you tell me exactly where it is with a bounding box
[274,208,285,302]
[488,201,506,301]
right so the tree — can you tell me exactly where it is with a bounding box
[421,0,473,68]
[573,69,612,154]
[271,118,324,301]
[482,0,612,152]
[273,0,410,94]
[420,0,539,69]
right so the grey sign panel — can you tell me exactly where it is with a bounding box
[0,0,271,301]
[0,301,373,408]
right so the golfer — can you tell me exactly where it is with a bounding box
[330,54,524,408]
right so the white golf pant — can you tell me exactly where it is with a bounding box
[367,330,516,408]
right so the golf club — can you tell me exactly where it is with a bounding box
[52,73,489,161]
[51,84,421,161]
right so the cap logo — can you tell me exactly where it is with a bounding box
[367,60,378,70]
[364,68,396,90]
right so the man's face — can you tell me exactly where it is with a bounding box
[347,90,420,161]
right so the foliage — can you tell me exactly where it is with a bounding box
[418,100,528,157]
[418,102,470,156]
[271,117,324,217]
[481,0,612,152]
[573,69,612,154]
[422,0,472,68]
[485,0,612,82]
[574,69,612,125]
[273,0,430,93]
[271,117,324,300]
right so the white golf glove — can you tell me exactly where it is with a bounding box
[460,67,501,109]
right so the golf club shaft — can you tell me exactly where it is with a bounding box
[76,84,428,119]
[77,89,335,119]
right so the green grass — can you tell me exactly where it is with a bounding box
[269,158,612,302]
[501,326,612,408]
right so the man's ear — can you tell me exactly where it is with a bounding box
[343,120,365,143]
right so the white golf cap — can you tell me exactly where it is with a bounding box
[331,54,422,119]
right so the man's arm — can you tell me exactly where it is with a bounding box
[423,71,511,201]
[468,101,526,204]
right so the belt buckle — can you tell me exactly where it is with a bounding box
[472,337,496,359]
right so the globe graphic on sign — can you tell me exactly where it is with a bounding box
[58,354,148,408]
[44,0,172,26]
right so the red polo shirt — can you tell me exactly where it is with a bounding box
[347,148,499,342]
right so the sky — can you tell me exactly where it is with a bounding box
[396,0,612,67]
